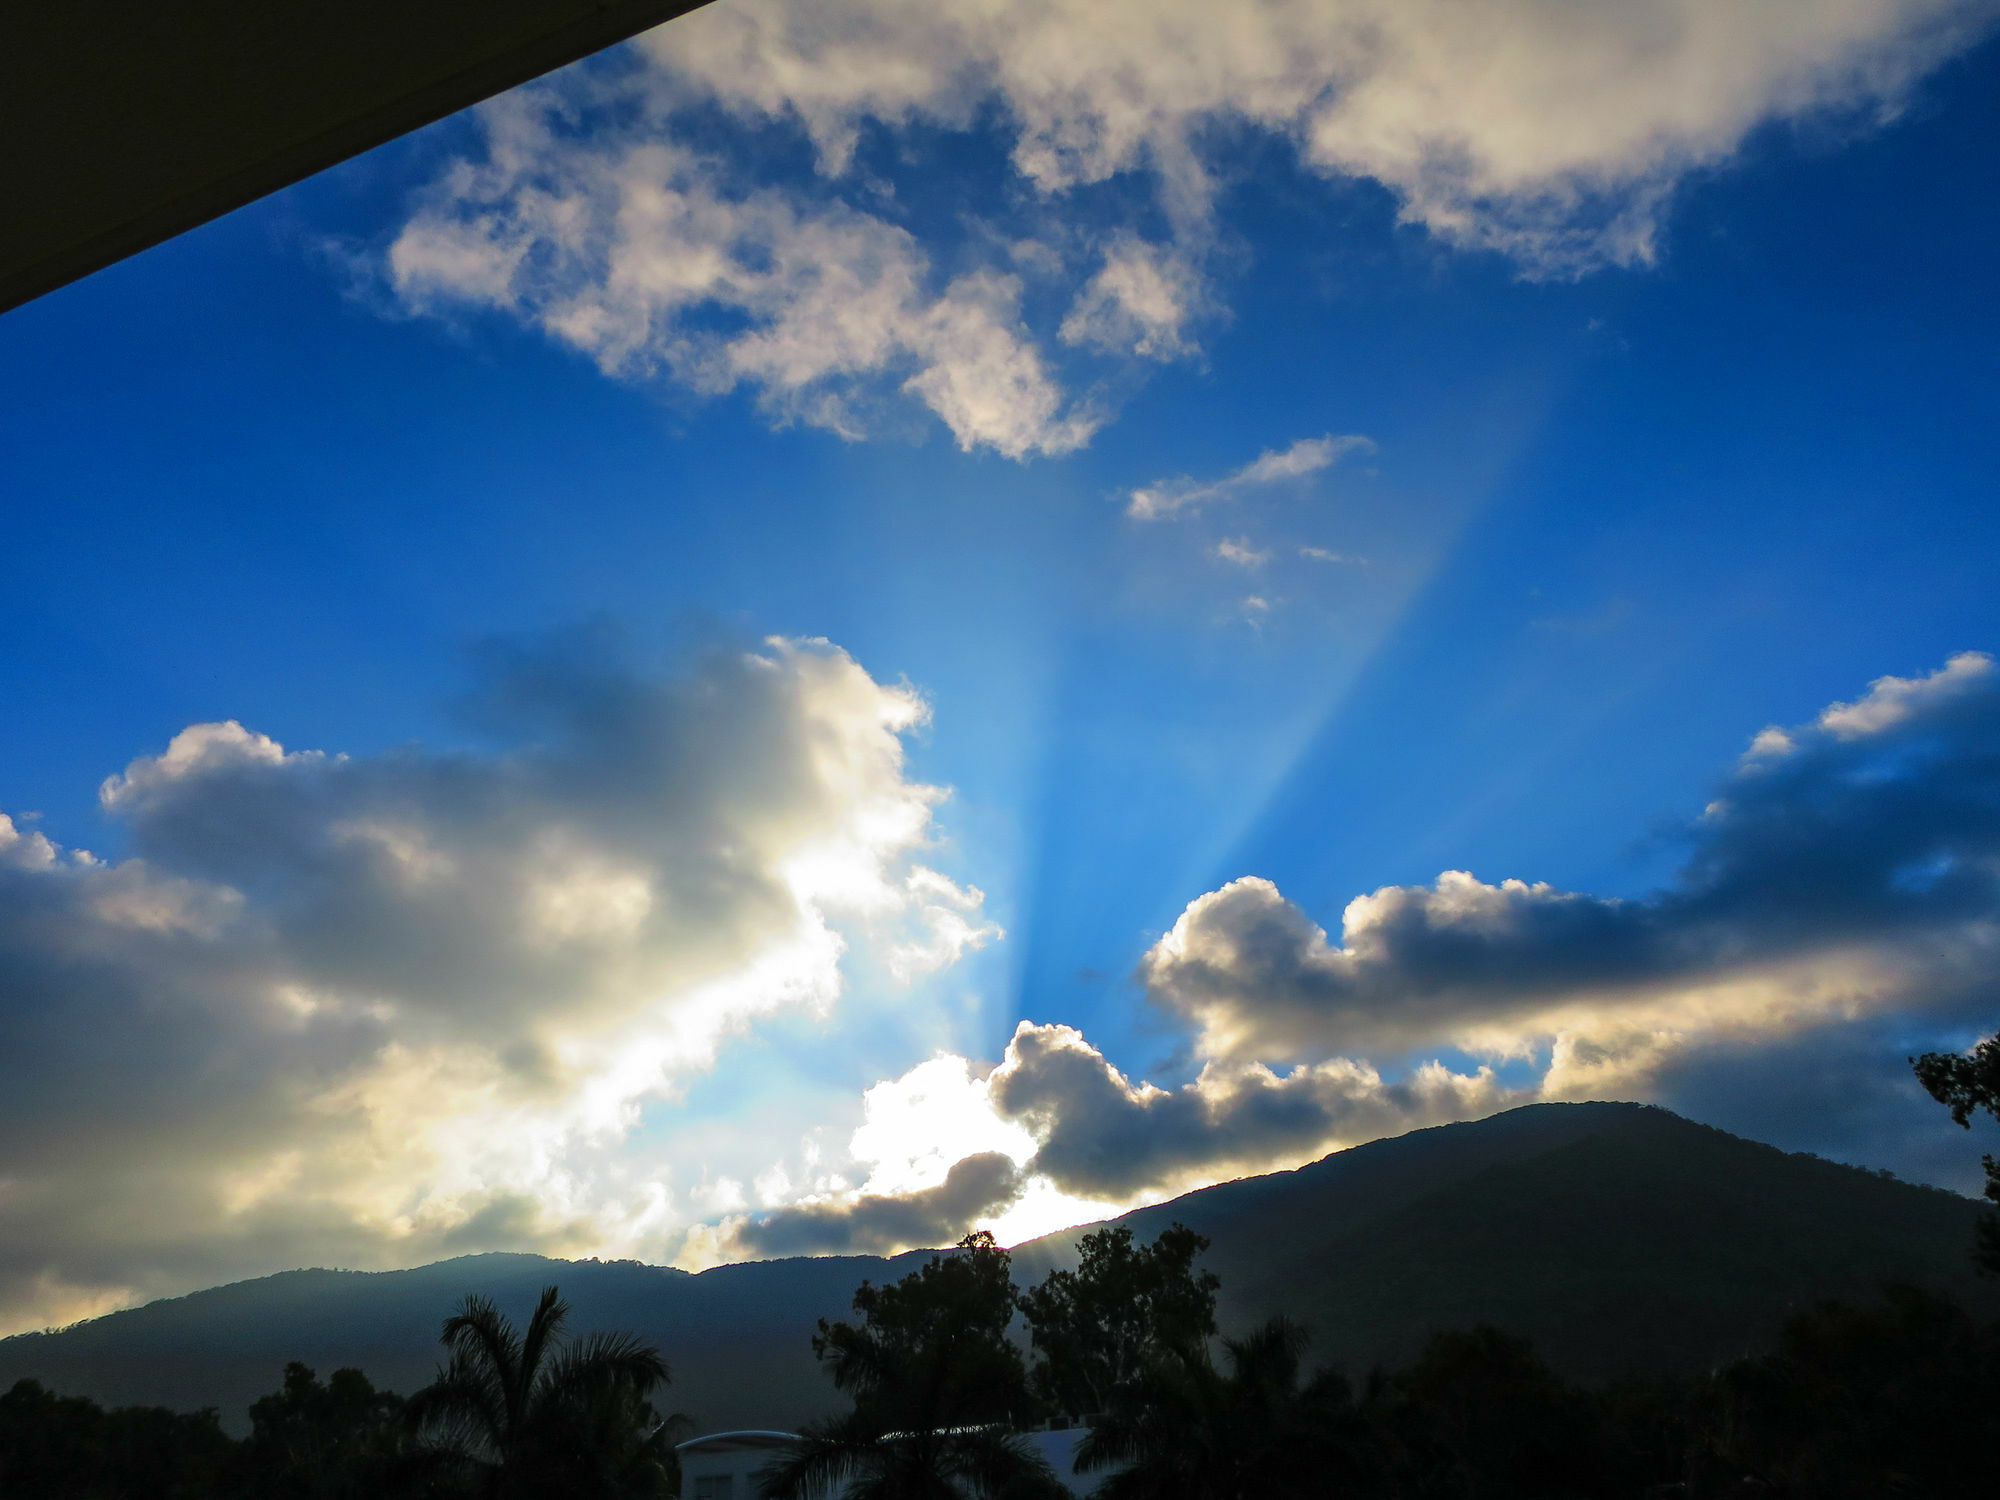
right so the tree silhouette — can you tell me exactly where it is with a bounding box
[1700,1285,2000,1496]
[759,1233,1064,1500]
[405,1284,681,1499]
[241,1361,415,1499]
[0,1377,235,1499]
[1017,1223,1218,1423]
[1074,1316,1369,1500]
[1913,1028,2000,1271]
[1371,1325,1605,1499]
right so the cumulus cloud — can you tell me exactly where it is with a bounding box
[1142,652,2000,1085]
[987,1021,1517,1200]
[715,649,2000,1260]
[704,1019,1517,1257]
[1127,435,1373,520]
[383,1,1992,452]
[0,637,991,1333]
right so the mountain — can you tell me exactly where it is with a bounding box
[3,1102,1992,1435]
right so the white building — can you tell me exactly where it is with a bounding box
[678,1429,800,1500]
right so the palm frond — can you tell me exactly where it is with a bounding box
[438,1293,525,1426]
[1223,1315,1307,1399]
[940,1426,1066,1499]
[756,1412,884,1500]
[517,1283,569,1408]
[405,1357,507,1462]
[538,1329,669,1407]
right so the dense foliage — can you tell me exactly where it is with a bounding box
[758,1232,1065,1500]
[1914,1027,2000,1272]
[1017,1223,1218,1422]
[7,1232,2000,1497]
[0,1283,677,1500]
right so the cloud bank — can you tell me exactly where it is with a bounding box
[0,637,993,1333]
[717,652,2000,1255]
[1142,652,2000,1078]
[385,0,1994,454]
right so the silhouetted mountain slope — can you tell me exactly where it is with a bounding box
[0,1249,928,1437]
[3,1103,1990,1433]
[1221,1105,2000,1379]
[1011,1098,1663,1287]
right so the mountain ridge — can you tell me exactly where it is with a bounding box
[4,1102,1990,1433]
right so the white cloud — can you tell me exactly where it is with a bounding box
[1127,435,1374,520]
[649,0,1991,271]
[0,637,993,1333]
[1815,649,1993,738]
[380,1,1992,453]
[1140,654,2000,1079]
[1214,537,1270,568]
[390,112,1095,458]
[682,1051,1044,1261]
[847,1053,1038,1197]
[1059,238,1205,360]
[0,814,59,872]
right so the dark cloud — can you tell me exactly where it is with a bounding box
[732,1152,1025,1257]
[989,1021,1516,1199]
[1636,1015,2000,1197]
[1141,654,2000,1064]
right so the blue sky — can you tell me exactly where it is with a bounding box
[4,0,2000,1329]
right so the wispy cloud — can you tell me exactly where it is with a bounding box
[1299,545,1364,564]
[1215,536,1271,567]
[1128,434,1374,520]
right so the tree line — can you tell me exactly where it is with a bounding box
[1,1282,684,1499]
[7,1221,2000,1498]
[7,1036,2000,1498]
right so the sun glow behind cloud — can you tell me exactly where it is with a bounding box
[0,637,999,1333]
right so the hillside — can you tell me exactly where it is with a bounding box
[3,1102,1991,1432]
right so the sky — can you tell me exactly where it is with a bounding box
[4,0,2000,1334]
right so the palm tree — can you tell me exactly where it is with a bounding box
[405,1284,683,1499]
[1074,1316,1371,1500]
